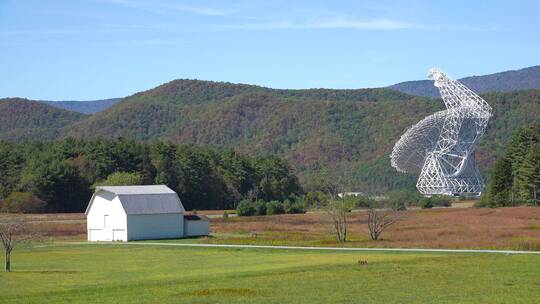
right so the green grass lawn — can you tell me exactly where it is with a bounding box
[1,243,540,303]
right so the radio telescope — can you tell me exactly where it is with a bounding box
[390,68,492,196]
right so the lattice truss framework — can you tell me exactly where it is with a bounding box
[390,68,492,196]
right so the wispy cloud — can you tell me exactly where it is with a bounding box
[211,17,494,32]
[97,0,228,16]
[0,23,174,36]
[127,38,189,46]
[213,18,422,31]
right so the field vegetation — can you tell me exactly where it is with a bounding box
[5,206,540,251]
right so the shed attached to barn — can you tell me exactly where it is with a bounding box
[85,185,210,241]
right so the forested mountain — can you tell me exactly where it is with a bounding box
[62,80,540,192]
[390,66,540,97]
[2,80,539,194]
[40,98,122,114]
[0,98,87,141]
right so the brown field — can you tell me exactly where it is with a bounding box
[2,207,540,250]
[206,207,540,250]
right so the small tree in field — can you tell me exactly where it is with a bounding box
[367,207,402,241]
[0,216,31,272]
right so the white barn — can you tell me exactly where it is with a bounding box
[85,185,210,241]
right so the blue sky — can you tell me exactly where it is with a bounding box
[1,0,539,100]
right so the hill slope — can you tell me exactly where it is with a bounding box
[2,79,539,193]
[41,98,122,114]
[0,98,87,141]
[390,66,540,97]
[62,79,540,192]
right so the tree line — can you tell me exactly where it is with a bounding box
[0,138,301,212]
[481,123,540,206]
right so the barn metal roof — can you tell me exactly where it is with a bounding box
[97,185,177,195]
[85,185,185,215]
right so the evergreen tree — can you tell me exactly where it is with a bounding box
[516,144,540,204]
[482,123,540,206]
[482,158,513,207]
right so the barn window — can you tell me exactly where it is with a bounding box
[104,215,110,228]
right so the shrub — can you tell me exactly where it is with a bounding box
[266,200,284,215]
[419,197,433,209]
[222,210,229,220]
[525,199,540,207]
[388,190,421,207]
[284,200,305,214]
[283,200,292,212]
[293,195,308,211]
[418,195,452,209]
[253,200,267,216]
[430,195,452,207]
[236,200,256,216]
[304,191,328,208]
[474,198,489,208]
[390,200,407,211]
[0,192,47,213]
[356,195,375,208]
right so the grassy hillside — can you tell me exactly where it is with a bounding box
[391,65,540,97]
[2,243,539,303]
[0,98,87,141]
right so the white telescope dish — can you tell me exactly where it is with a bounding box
[390,69,492,196]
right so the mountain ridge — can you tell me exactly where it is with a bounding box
[40,98,122,114]
[390,65,540,97]
[12,65,540,113]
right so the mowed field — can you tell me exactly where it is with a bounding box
[11,206,540,250]
[1,243,540,303]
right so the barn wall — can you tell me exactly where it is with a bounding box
[127,213,184,240]
[184,219,210,237]
[87,191,127,241]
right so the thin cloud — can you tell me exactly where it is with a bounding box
[212,18,492,32]
[213,18,423,31]
[97,0,228,16]
[0,23,173,36]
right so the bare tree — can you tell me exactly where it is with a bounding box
[316,172,356,243]
[0,216,30,272]
[324,198,352,243]
[367,208,402,241]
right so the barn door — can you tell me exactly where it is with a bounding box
[103,215,112,241]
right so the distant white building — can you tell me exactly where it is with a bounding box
[337,192,365,198]
[85,185,209,241]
